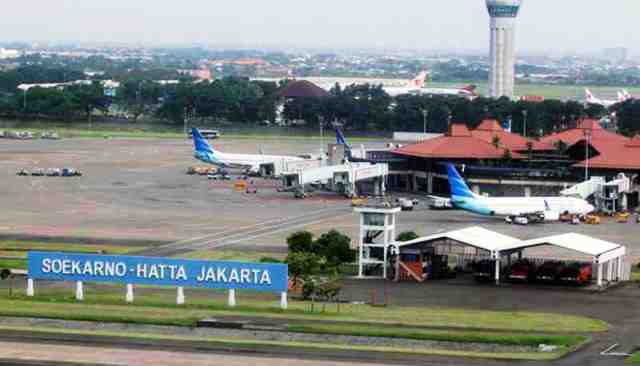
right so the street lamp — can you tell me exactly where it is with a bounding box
[422,109,428,134]
[584,129,592,181]
[522,110,528,137]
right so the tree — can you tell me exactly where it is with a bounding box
[314,230,355,269]
[287,231,315,253]
[285,252,322,286]
[396,231,419,242]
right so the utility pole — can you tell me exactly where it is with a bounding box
[184,106,188,136]
[584,129,591,181]
[319,117,325,156]
[422,109,428,134]
[522,110,528,137]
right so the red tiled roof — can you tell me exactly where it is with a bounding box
[393,123,523,160]
[626,135,640,148]
[278,80,329,98]
[571,133,640,170]
[574,138,640,169]
[540,119,628,146]
[472,119,553,151]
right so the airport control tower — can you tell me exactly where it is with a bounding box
[486,0,522,99]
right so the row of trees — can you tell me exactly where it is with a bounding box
[283,83,602,137]
[1,65,637,136]
[612,99,640,137]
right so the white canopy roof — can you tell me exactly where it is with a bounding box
[397,226,522,257]
[499,233,626,263]
[396,228,626,264]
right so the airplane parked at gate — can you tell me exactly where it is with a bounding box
[191,128,304,174]
[446,163,595,221]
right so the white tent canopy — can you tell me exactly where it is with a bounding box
[499,233,626,264]
[396,226,522,258]
[391,227,628,287]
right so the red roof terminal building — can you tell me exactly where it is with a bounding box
[391,119,640,206]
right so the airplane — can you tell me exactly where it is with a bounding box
[446,163,595,221]
[191,128,304,174]
[384,71,478,99]
[621,89,634,101]
[585,89,624,107]
[383,71,428,96]
[335,128,351,158]
[420,84,478,99]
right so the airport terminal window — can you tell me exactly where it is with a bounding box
[363,213,386,226]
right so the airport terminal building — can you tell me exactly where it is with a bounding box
[388,119,640,209]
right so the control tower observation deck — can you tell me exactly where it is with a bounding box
[486,0,522,99]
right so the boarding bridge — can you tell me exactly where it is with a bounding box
[560,177,606,199]
[561,174,632,213]
[281,162,388,197]
[259,158,323,178]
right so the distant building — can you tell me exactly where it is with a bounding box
[177,68,213,81]
[603,47,628,64]
[0,48,19,59]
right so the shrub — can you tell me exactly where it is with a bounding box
[396,231,419,242]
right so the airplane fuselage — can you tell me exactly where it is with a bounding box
[452,195,595,218]
[194,150,303,171]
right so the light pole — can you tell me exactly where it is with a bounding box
[584,129,592,181]
[183,106,188,136]
[522,110,528,137]
[319,117,325,156]
[422,109,428,134]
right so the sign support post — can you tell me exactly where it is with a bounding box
[26,278,34,297]
[177,287,185,305]
[228,289,236,307]
[126,284,134,303]
[75,281,84,301]
[280,292,288,310]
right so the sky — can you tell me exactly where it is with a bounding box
[2,1,638,54]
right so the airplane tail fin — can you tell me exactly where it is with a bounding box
[409,71,428,89]
[192,128,213,154]
[585,89,596,103]
[336,128,352,159]
[336,128,349,148]
[446,163,477,198]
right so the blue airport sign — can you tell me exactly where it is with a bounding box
[28,252,288,293]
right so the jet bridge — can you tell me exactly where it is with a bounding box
[281,162,388,197]
[561,174,632,213]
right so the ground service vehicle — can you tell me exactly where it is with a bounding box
[508,260,536,282]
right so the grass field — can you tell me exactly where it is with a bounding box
[0,288,608,333]
[0,325,572,362]
[175,250,284,263]
[0,240,146,270]
[627,352,640,365]
[287,323,586,348]
[632,265,640,282]
[419,82,640,101]
[0,125,378,141]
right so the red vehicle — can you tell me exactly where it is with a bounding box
[536,261,565,283]
[508,260,536,282]
[559,262,593,285]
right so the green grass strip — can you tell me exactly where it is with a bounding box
[627,352,640,366]
[0,325,571,361]
[287,324,587,347]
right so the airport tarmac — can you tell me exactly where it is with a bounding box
[0,137,639,261]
